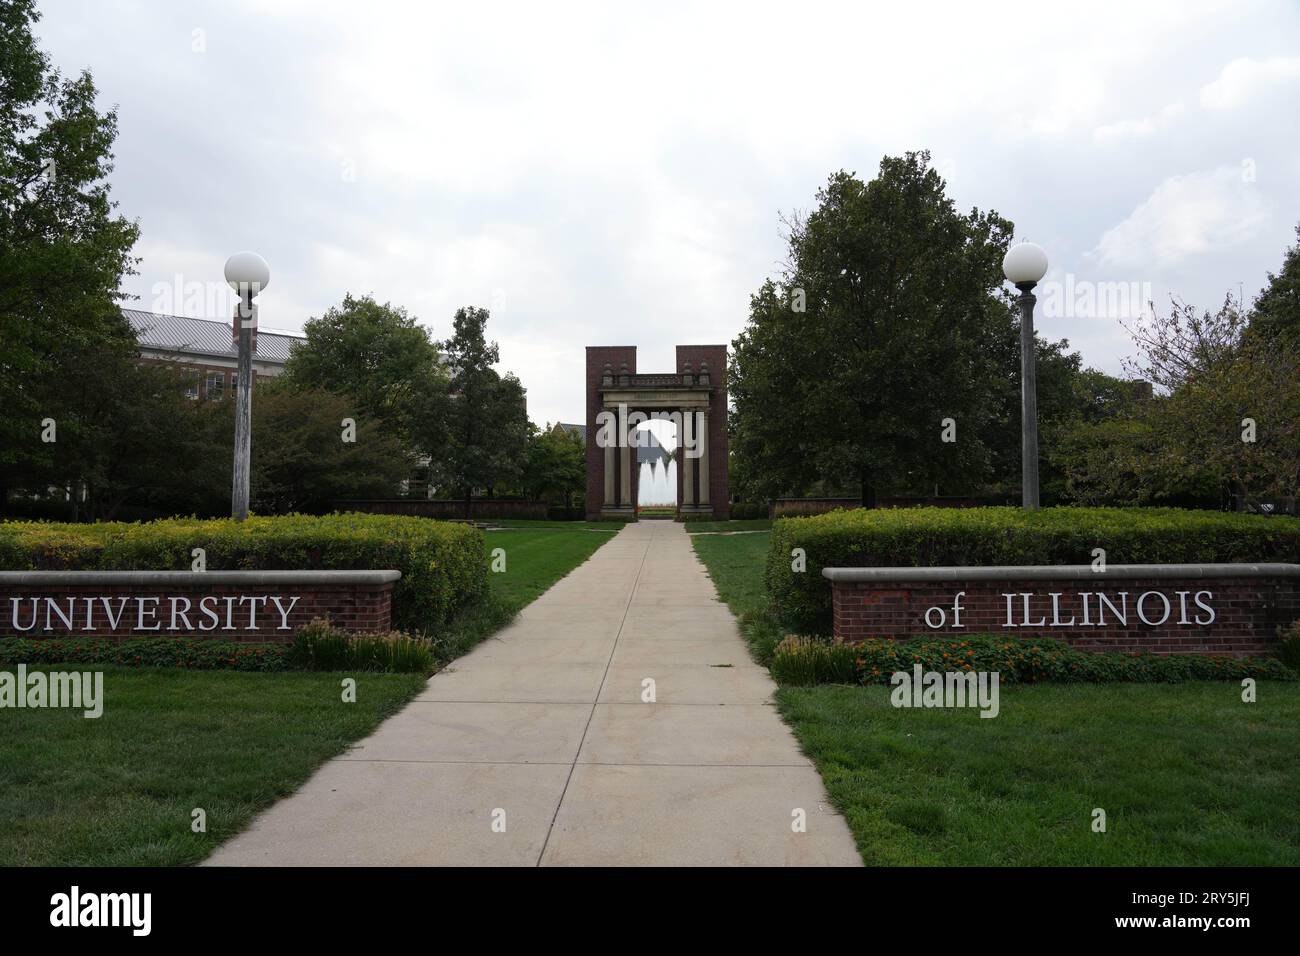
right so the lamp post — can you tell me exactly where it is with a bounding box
[224,251,270,521]
[1002,241,1049,511]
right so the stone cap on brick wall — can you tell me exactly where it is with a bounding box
[822,563,1300,582]
[0,570,402,586]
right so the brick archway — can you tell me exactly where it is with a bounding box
[585,345,729,521]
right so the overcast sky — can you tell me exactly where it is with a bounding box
[34,0,1300,427]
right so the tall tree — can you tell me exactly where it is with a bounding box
[250,385,412,514]
[436,307,529,513]
[1251,222,1300,346]
[279,293,449,456]
[65,359,229,520]
[0,0,139,505]
[521,425,586,507]
[1123,295,1299,507]
[731,153,1045,505]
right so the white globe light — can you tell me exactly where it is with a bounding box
[224,251,271,296]
[1002,242,1048,285]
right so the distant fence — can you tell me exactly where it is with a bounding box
[336,499,549,520]
[1230,495,1298,516]
[770,496,1003,518]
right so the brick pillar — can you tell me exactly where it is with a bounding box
[675,345,729,520]
[586,346,636,520]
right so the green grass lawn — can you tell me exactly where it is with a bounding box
[0,668,426,866]
[488,518,625,530]
[781,682,1300,865]
[685,518,772,533]
[692,530,784,660]
[484,524,618,611]
[692,529,1300,866]
[1,523,618,866]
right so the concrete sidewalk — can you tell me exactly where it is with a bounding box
[206,521,860,866]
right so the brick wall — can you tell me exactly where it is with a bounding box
[1,574,397,642]
[830,574,1299,657]
[337,498,548,520]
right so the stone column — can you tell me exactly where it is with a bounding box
[603,419,615,508]
[698,409,710,507]
[620,420,632,506]
[682,408,695,507]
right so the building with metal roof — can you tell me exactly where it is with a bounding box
[550,421,587,442]
[124,308,305,400]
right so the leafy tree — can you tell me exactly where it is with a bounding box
[731,154,1057,505]
[1122,294,1247,393]
[1058,293,1300,509]
[1046,371,1222,509]
[522,425,585,506]
[75,361,228,520]
[436,307,530,512]
[249,385,411,514]
[1052,416,1159,507]
[280,293,449,456]
[1251,222,1300,346]
[0,0,139,506]
[1133,296,1299,507]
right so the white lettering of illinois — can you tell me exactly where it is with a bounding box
[921,589,1215,630]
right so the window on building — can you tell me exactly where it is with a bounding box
[205,371,225,399]
[184,369,200,400]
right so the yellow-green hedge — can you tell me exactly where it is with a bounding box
[0,513,486,634]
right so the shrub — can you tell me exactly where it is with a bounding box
[769,635,860,685]
[845,634,1295,686]
[767,506,1300,633]
[730,503,767,520]
[0,512,486,634]
[1279,620,1300,672]
[288,618,435,673]
[0,637,290,671]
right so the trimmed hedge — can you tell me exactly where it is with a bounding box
[0,637,290,671]
[0,513,487,634]
[770,633,1298,687]
[767,506,1300,633]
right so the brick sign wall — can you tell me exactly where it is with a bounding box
[0,570,400,642]
[824,564,1300,657]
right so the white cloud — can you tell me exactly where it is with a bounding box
[1093,165,1268,270]
[1200,56,1300,110]
[1093,103,1186,142]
